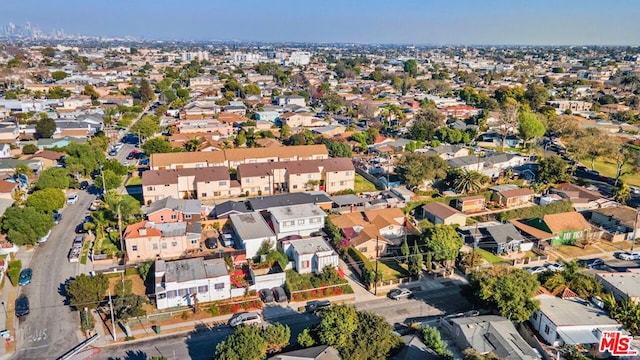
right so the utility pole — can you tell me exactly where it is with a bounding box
[108,290,117,341]
[100,164,106,195]
[117,204,124,255]
[632,207,639,251]
[374,236,379,296]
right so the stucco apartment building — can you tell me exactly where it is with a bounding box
[142,158,355,204]
[123,221,201,263]
[150,144,329,170]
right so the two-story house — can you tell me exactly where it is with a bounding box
[229,212,276,259]
[279,112,316,127]
[123,221,201,262]
[143,197,203,223]
[268,204,325,240]
[455,195,486,213]
[141,167,232,204]
[281,236,339,274]
[154,257,231,309]
[590,206,640,242]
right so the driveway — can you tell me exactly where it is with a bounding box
[15,190,96,359]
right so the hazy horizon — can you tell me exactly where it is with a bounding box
[1,0,639,46]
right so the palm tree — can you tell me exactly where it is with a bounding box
[453,170,485,194]
[379,104,404,128]
[185,137,201,152]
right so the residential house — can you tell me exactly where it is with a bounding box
[547,100,592,113]
[530,294,622,348]
[212,201,251,219]
[279,112,317,127]
[28,150,64,169]
[249,262,287,291]
[229,212,276,259]
[123,221,201,262]
[281,237,339,274]
[255,111,280,123]
[550,183,606,211]
[248,192,333,212]
[269,204,325,240]
[526,212,594,246]
[276,95,307,107]
[141,167,232,204]
[420,144,469,160]
[268,345,341,360]
[590,206,640,242]
[493,188,535,208]
[0,180,17,200]
[0,144,11,158]
[596,271,640,304]
[154,258,231,310]
[0,123,19,142]
[441,315,540,360]
[143,197,202,223]
[466,223,531,254]
[421,202,467,227]
[455,195,486,213]
[0,159,43,176]
[150,144,329,170]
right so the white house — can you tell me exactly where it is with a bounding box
[0,144,11,159]
[282,237,339,274]
[229,212,276,259]
[154,258,231,310]
[268,204,325,240]
[530,294,622,348]
[276,95,306,107]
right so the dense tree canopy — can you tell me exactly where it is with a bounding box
[396,153,448,189]
[2,206,53,245]
[26,188,66,212]
[65,274,109,310]
[131,115,160,138]
[35,167,70,190]
[35,116,56,138]
[537,155,568,184]
[214,323,290,360]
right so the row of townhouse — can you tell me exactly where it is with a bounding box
[149,144,328,170]
[142,158,355,204]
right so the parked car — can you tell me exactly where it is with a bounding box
[272,287,287,303]
[108,148,118,156]
[53,210,62,225]
[526,266,547,275]
[66,193,79,205]
[546,262,565,272]
[577,258,605,268]
[72,235,85,248]
[305,300,331,313]
[79,181,89,190]
[228,312,262,327]
[89,200,101,211]
[126,151,137,160]
[18,268,32,286]
[75,223,88,234]
[388,288,413,300]
[259,289,275,304]
[15,296,29,317]
[617,251,640,261]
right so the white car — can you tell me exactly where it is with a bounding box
[228,312,262,327]
[387,288,413,300]
[526,266,547,275]
[618,252,640,261]
[66,193,79,205]
[546,262,565,272]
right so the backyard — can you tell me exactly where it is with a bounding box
[354,174,377,193]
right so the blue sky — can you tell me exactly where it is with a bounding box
[1,0,639,45]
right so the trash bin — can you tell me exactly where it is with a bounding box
[153,325,161,334]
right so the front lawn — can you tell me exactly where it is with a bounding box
[354,174,377,193]
[285,268,353,302]
[126,176,142,186]
[475,248,509,265]
[552,244,602,258]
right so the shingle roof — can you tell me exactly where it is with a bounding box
[143,197,202,216]
[142,167,230,186]
[542,212,592,233]
[422,202,463,220]
[248,192,332,211]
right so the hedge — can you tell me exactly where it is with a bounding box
[7,259,22,287]
[495,201,573,222]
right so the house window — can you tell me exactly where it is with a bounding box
[309,217,321,224]
[198,285,208,293]
[157,292,166,299]
[165,184,170,187]
[147,186,155,191]
[131,245,138,251]
[298,219,305,225]
[171,214,177,220]
[152,243,158,250]
[301,260,310,268]
[201,193,207,197]
[245,178,252,183]
[161,243,167,249]
[563,232,571,240]
[532,312,538,320]
[264,186,270,191]
[260,176,266,179]
[214,283,225,290]
[544,325,550,334]
[214,191,221,197]
[330,182,335,186]
[191,239,198,245]
[293,185,298,189]
[160,215,165,221]
[171,241,178,247]
[284,220,295,227]
[339,181,345,186]
[219,181,227,186]
[185,214,192,219]
[307,174,313,179]
[166,290,177,298]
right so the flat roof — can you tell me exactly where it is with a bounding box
[289,237,335,255]
[230,212,275,240]
[536,295,619,327]
[269,203,325,221]
[597,272,640,297]
[163,257,228,283]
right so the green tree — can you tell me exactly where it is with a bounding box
[112,294,147,322]
[47,86,71,99]
[614,182,631,205]
[537,155,568,184]
[297,328,315,347]
[403,59,418,77]
[185,137,201,152]
[280,124,291,138]
[131,115,160,138]
[395,153,448,189]
[26,188,66,212]
[65,274,109,310]
[139,78,155,104]
[235,130,247,147]
[2,206,53,245]
[35,116,57,138]
[261,323,290,353]
[215,325,268,360]
[51,71,69,81]
[95,170,123,191]
[345,311,402,360]
[14,163,33,177]
[422,225,463,274]
[317,304,359,350]
[400,238,410,264]
[142,137,173,155]
[64,142,105,177]
[82,84,100,100]
[422,325,453,359]
[518,111,546,148]
[408,243,423,276]
[21,144,38,155]
[35,167,70,190]
[468,267,540,322]
[453,170,486,194]
[523,83,549,111]
[409,108,443,141]
[244,83,261,96]
[103,158,131,176]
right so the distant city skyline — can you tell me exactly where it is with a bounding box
[1,0,639,45]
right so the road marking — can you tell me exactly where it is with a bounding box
[23,328,47,343]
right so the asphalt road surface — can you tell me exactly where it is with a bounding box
[15,190,95,360]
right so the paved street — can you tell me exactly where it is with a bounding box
[14,190,95,360]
